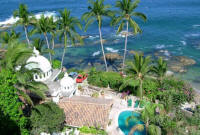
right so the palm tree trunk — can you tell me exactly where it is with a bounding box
[61,32,67,70]
[52,38,55,50]
[122,21,129,73]
[140,79,143,100]
[98,25,108,72]
[44,33,52,63]
[24,25,30,46]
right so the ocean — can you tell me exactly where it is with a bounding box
[0,0,200,90]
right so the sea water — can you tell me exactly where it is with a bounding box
[0,0,200,90]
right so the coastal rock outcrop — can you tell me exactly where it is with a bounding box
[93,39,107,45]
[168,56,196,73]
[101,53,122,62]
[129,50,143,55]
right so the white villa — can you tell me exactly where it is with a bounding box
[25,47,77,100]
[26,48,52,82]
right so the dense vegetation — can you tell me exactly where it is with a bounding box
[30,102,65,134]
[0,69,29,135]
[79,126,107,135]
[88,53,197,135]
[0,0,199,134]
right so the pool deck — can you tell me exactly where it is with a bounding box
[105,91,143,135]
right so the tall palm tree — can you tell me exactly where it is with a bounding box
[82,0,114,71]
[153,57,167,85]
[13,4,33,46]
[112,0,147,73]
[125,52,152,100]
[0,29,20,46]
[48,16,57,50]
[58,9,82,69]
[34,14,52,62]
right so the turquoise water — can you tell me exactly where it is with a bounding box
[0,0,200,90]
[118,111,146,135]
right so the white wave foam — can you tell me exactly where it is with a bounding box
[155,44,165,49]
[88,35,99,40]
[193,24,200,28]
[159,50,170,56]
[92,51,100,56]
[180,41,187,45]
[105,47,118,53]
[35,11,57,20]
[0,11,57,27]
[185,33,200,37]
[0,16,19,26]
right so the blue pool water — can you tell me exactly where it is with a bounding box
[118,111,146,135]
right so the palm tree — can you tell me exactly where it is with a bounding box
[34,14,52,62]
[13,4,33,46]
[48,16,57,50]
[1,41,47,105]
[58,9,82,69]
[32,38,45,54]
[126,102,163,135]
[0,29,20,46]
[125,52,152,100]
[129,124,144,135]
[82,0,114,71]
[153,57,167,85]
[112,0,147,73]
[141,102,164,127]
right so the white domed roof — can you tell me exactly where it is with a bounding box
[60,73,75,87]
[26,47,51,73]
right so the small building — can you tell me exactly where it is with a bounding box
[60,73,77,97]
[25,47,77,99]
[26,47,52,82]
[58,96,113,129]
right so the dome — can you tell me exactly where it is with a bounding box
[60,73,75,87]
[26,47,51,73]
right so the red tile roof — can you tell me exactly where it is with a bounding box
[58,96,113,129]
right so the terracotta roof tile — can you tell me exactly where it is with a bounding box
[58,96,113,129]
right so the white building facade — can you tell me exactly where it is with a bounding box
[26,47,52,82]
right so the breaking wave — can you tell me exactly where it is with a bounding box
[105,47,118,53]
[92,51,101,56]
[0,11,57,27]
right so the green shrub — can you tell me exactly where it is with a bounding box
[87,68,123,90]
[52,60,61,69]
[30,102,65,134]
[67,68,83,74]
[143,79,160,101]
[57,72,65,80]
[92,92,99,98]
[0,69,29,135]
[79,126,107,135]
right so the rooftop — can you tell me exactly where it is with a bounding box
[58,96,113,129]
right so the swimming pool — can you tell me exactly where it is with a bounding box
[118,111,146,135]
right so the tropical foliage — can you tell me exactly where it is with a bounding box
[88,68,123,90]
[58,8,82,69]
[0,2,198,135]
[82,0,114,71]
[30,102,65,134]
[0,29,20,46]
[13,4,33,46]
[112,0,147,72]
[0,69,29,135]
[79,126,107,135]
[122,52,152,99]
